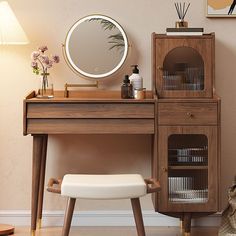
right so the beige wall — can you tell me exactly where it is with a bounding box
[0,0,235,211]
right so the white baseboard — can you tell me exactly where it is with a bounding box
[0,210,221,227]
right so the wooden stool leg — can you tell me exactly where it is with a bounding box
[62,198,76,236]
[131,198,146,236]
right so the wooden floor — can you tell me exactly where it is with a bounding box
[13,226,219,236]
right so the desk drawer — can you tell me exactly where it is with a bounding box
[27,103,154,119]
[158,102,218,125]
[27,118,154,134]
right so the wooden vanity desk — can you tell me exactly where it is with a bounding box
[22,31,220,235]
[23,90,157,233]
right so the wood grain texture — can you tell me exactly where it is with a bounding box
[151,33,220,222]
[27,119,155,134]
[23,100,27,136]
[217,99,221,210]
[10,226,220,236]
[24,90,156,231]
[152,33,214,98]
[27,90,154,101]
[151,99,159,209]
[157,126,218,213]
[37,135,48,223]
[158,102,217,125]
[24,91,156,135]
[62,198,76,236]
[27,103,154,119]
[131,198,146,236]
[31,135,44,231]
[183,213,192,234]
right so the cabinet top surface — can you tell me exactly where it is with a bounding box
[24,91,220,103]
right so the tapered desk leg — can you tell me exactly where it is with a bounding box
[37,135,48,229]
[31,135,43,235]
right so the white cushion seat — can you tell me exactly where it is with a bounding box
[48,174,160,236]
[61,174,147,199]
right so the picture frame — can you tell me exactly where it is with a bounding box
[206,0,236,17]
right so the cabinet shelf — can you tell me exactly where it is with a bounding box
[169,156,208,165]
[169,188,208,203]
[169,166,208,170]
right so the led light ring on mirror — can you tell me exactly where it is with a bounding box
[64,14,129,79]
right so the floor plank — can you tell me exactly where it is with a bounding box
[13,226,219,236]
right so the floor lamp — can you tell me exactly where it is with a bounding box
[0,1,28,235]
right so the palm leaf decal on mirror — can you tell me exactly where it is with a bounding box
[88,18,125,52]
[108,33,125,52]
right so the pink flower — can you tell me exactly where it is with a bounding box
[31,45,60,76]
[38,46,48,53]
[46,60,53,68]
[31,51,40,60]
[52,55,60,63]
[41,55,49,64]
[31,61,38,69]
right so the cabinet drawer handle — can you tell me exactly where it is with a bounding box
[157,66,163,70]
[186,112,194,118]
[162,167,168,172]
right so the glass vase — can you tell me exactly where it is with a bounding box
[37,73,54,98]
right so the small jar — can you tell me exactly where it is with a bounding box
[134,88,146,99]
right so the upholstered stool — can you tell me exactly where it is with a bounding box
[47,174,160,236]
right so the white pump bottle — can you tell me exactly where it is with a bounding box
[129,65,143,91]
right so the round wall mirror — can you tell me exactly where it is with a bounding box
[64,15,129,79]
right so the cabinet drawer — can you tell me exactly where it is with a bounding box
[158,102,218,125]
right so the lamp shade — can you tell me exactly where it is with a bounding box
[0,1,28,44]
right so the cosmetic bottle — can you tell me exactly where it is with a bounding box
[129,65,143,92]
[121,75,133,99]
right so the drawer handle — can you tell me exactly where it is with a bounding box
[162,167,168,172]
[186,112,194,118]
[157,66,163,70]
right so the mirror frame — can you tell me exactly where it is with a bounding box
[64,14,129,79]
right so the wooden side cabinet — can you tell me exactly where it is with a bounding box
[152,32,220,235]
[152,97,220,235]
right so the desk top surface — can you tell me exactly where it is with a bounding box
[24,90,156,103]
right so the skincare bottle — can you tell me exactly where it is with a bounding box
[121,75,133,99]
[129,65,143,91]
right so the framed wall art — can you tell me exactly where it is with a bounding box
[207,0,236,17]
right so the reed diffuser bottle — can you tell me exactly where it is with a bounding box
[174,2,190,28]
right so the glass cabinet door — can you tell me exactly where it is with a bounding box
[154,34,214,98]
[158,126,218,212]
[162,47,204,91]
[168,134,208,203]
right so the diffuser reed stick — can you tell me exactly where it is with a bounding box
[175,2,190,21]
